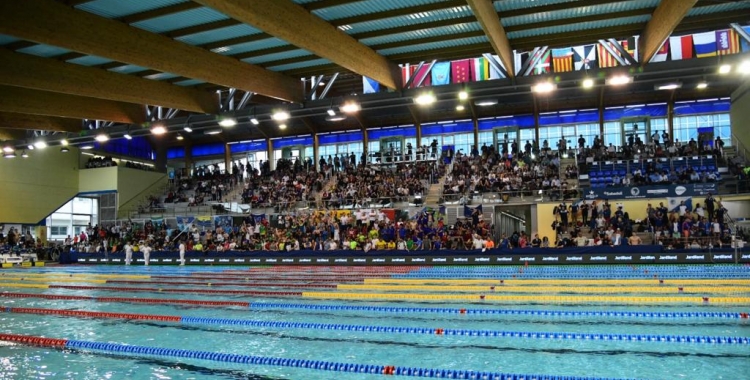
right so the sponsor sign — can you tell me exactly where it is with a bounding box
[583,183,718,200]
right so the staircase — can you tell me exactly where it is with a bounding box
[315,173,339,208]
[423,183,443,206]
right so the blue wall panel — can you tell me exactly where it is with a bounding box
[421,122,474,136]
[230,140,268,154]
[319,131,363,145]
[674,99,730,116]
[604,104,667,121]
[478,115,535,131]
[273,136,313,149]
[192,143,225,157]
[368,126,416,139]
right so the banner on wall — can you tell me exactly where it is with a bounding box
[213,216,233,229]
[250,214,266,224]
[150,217,164,229]
[195,216,213,228]
[583,183,718,200]
[668,197,693,213]
[176,216,195,231]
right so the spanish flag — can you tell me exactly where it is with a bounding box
[552,48,574,73]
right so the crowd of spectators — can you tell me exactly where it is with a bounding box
[648,193,735,249]
[85,156,154,171]
[241,158,324,211]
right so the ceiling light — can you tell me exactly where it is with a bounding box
[474,99,498,107]
[3,152,16,158]
[183,127,193,133]
[27,144,35,150]
[60,147,69,153]
[176,135,184,141]
[696,82,708,89]
[250,118,259,125]
[272,110,290,121]
[582,78,594,88]
[606,75,632,86]
[327,108,336,116]
[20,150,28,158]
[279,123,287,130]
[95,133,109,142]
[151,124,168,135]
[123,134,133,140]
[458,91,468,100]
[218,117,237,127]
[326,114,346,122]
[738,61,750,74]
[33,141,47,149]
[655,82,682,90]
[340,102,360,114]
[79,144,94,150]
[60,139,68,146]
[414,93,436,105]
[718,64,731,74]
[319,81,326,86]
[3,146,14,153]
[456,105,465,111]
[203,129,222,135]
[532,82,556,93]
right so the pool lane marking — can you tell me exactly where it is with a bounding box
[0,283,301,296]
[3,292,747,320]
[364,279,750,285]
[337,284,750,294]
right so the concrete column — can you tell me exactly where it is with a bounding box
[267,138,274,171]
[313,133,320,171]
[224,143,231,174]
[184,141,193,177]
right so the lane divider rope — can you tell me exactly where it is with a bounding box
[0,283,301,296]
[337,284,750,294]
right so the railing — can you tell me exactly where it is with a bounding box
[730,132,749,164]
[441,188,581,205]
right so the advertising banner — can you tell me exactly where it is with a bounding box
[583,183,718,200]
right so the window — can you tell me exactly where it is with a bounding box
[603,122,621,147]
[50,226,67,236]
[673,113,730,146]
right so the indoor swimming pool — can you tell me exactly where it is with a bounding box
[0,265,748,380]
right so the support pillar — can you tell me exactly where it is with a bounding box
[267,138,274,171]
[184,141,193,178]
[361,128,368,165]
[313,133,320,171]
[667,94,675,141]
[473,117,479,150]
[533,95,540,143]
[154,143,167,173]
[224,143,231,174]
[598,87,605,138]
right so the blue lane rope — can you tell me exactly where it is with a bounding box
[179,316,750,345]
[250,302,747,320]
[62,338,638,380]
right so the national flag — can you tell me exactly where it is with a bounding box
[716,29,740,55]
[668,197,693,213]
[597,42,619,68]
[621,36,639,62]
[431,61,451,86]
[743,26,750,52]
[473,57,490,81]
[573,45,597,70]
[195,215,213,228]
[514,50,529,76]
[486,54,504,79]
[693,32,717,58]
[532,50,551,75]
[451,59,472,84]
[463,204,483,217]
[412,64,432,87]
[551,48,573,73]
[362,76,379,94]
[669,35,693,60]
[400,63,411,88]
[650,39,669,62]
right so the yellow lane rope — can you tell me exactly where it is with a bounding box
[337,284,750,294]
[363,278,750,285]
[0,273,150,280]
[302,291,750,304]
[0,278,108,284]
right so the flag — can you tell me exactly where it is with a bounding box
[621,36,639,62]
[486,54,504,79]
[551,48,573,73]
[573,45,597,70]
[514,50,529,76]
[400,63,411,88]
[693,32,717,58]
[451,59,472,84]
[473,57,490,81]
[650,39,670,62]
[195,216,213,228]
[669,35,693,60]
[431,61,450,85]
[362,76,379,94]
[743,26,750,52]
[463,204,483,217]
[668,197,693,213]
[176,216,195,232]
[532,50,551,75]
[716,29,740,55]
[597,42,619,68]
[412,64,432,87]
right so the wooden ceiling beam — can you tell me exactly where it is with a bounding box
[466,0,514,78]
[640,0,699,63]
[0,112,83,133]
[194,0,402,90]
[118,2,203,24]
[0,48,219,114]
[0,0,303,102]
[0,86,146,124]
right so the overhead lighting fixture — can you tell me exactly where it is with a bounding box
[123,134,133,140]
[218,117,237,127]
[532,82,556,93]
[3,152,16,158]
[183,127,193,133]
[278,123,287,130]
[272,110,290,121]
[319,81,326,86]
[582,78,594,88]
[340,101,360,114]
[203,129,222,135]
[60,147,70,153]
[95,133,109,142]
[655,82,682,90]
[27,144,35,150]
[458,91,468,100]
[21,150,28,158]
[176,135,184,141]
[250,117,259,125]
[696,82,708,89]
[456,105,465,111]
[60,139,69,146]
[738,61,750,74]
[474,99,498,107]
[151,124,168,135]
[33,141,47,149]
[327,108,336,116]
[79,144,94,150]
[606,75,632,86]
[325,114,346,122]
[718,64,732,74]
[414,93,436,106]
[2,146,14,153]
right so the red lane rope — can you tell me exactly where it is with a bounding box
[0,333,67,348]
[1,292,251,307]
[46,285,301,296]
[104,280,336,288]
[3,307,181,322]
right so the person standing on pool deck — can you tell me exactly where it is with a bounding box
[124,241,133,265]
[178,240,186,266]
[141,242,152,266]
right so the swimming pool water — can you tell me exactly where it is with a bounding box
[0,265,748,380]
